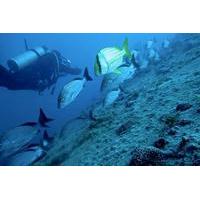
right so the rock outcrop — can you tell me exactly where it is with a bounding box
[36,34,200,166]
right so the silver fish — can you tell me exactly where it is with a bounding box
[101,64,136,93]
[58,68,92,109]
[104,88,121,106]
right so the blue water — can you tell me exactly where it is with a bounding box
[0,33,174,135]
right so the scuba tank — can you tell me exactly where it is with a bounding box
[7,39,49,73]
[7,46,48,73]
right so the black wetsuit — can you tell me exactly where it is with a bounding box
[0,52,82,92]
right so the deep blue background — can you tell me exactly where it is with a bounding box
[0,33,174,134]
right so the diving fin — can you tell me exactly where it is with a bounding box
[84,67,93,81]
[123,38,132,59]
[38,108,54,127]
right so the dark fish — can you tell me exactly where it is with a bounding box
[39,108,54,127]
[19,108,54,128]
[84,67,93,81]
[3,146,44,166]
[20,122,38,127]
[43,130,54,143]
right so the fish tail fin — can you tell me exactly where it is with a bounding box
[131,54,140,69]
[123,38,132,59]
[43,130,54,142]
[38,108,54,127]
[119,85,126,93]
[84,67,93,81]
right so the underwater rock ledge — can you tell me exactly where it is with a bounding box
[36,34,200,166]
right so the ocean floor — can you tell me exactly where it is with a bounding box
[37,34,200,166]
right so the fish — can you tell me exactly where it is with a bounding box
[58,67,92,109]
[131,53,140,69]
[104,88,121,106]
[20,108,54,128]
[94,38,132,76]
[2,129,54,166]
[101,64,136,93]
[0,108,53,162]
[131,49,139,59]
[154,52,160,61]
[148,49,156,59]
[3,146,44,166]
[146,40,154,49]
[140,60,149,69]
[42,130,54,149]
[147,48,160,62]
[163,39,170,48]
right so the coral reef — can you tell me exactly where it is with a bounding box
[128,147,169,166]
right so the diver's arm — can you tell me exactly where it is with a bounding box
[53,50,82,75]
[60,64,82,75]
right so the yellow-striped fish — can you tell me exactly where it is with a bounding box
[94,38,132,76]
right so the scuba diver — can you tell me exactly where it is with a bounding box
[0,39,82,94]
